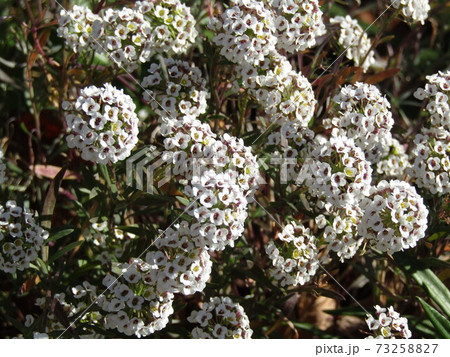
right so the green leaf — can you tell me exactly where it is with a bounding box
[175,196,190,206]
[412,269,450,318]
[411,319,435,338]
[49,240,84,264]
[203,28,214,41]
[395,252,450,318]
[428,231,448,242]
[89,187,100,199]
[98,164,110,185]
[93,52,109,66]
[98,164,118,194]
[418,297,450,339]
[35,257,49,275]
[47,228,75,243]
[6,161,23,174]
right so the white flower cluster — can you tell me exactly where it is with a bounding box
[188,296,253,338]
[329,16,375,73]
[141,58,208,122]
[324,82,394,163]
[58,0,197,71]
[0,148,6,185]
[408,127,450,195]
[265,221,319,286]
[57,5,101,54]
[146,222,212,295]
[59,5,150,71]
[95,7,153,72]
[99,261,174,337]
[0,201,49,274]
[161,118,261,250]
[267,0,326,53]
[208,0,277,66]
[208,0,326,65]
[376,138,410,180]
[359,180,428,254]
[414,70,450,130]
[294,135,373,260]
[64,83,139,165]
[316,205,364,261]
[135,0,198,55]
[235,54,316,128]
[390,0,430,25]
[298,135,373,209]
[366,305,412,339]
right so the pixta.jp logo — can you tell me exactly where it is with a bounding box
[126,146,170,194]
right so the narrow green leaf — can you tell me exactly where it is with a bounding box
[395,252,450,318]
[412,319,436,338]
[98,164,111,186]
[49,241,84,263]
[35,257,49,275]
[89,188,99,199]
[418,297,450,339]
[6,161,24,174]
[428,231,447,242]
[412,269,450,318]
[47,228,75,243]
[98,164,118,194]
[176,196,190,206]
